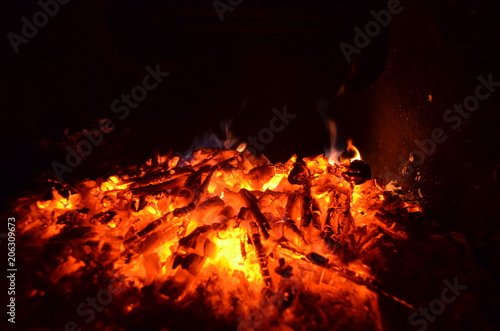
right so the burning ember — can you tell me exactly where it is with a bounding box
[13,144,423,330]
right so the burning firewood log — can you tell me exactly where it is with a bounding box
[288,161,322,229]
[240,188,272,239]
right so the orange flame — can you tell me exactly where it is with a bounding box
[341,138,362,163]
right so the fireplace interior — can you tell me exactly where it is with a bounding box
[1,0,499,330]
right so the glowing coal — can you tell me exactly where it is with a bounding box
[14,147,421,330]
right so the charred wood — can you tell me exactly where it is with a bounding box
[240,189,271,239]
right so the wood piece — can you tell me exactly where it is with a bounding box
[248,221,273,289]
[239,188,271,239]
[342,160,371,185]
[288,161,321,229]
[130,177,184,197]
[284,193,307,245]
[122,167,194,187]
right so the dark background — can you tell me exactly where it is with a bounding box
[1,0,499,330]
